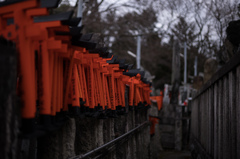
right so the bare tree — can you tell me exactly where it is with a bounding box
[203,0,239,47]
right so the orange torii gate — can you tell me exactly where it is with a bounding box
[150,91,163,111]
[0,0,152,136]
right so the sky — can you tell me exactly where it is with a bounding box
[68,0,138,14]
[62,0,239,53]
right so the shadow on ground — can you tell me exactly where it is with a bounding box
[159,150,191,159]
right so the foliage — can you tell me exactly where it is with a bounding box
[54,0,238,89]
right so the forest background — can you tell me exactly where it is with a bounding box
[53,0,240,89]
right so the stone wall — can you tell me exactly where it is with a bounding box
[35,107,150,159]
[9,101,167,159]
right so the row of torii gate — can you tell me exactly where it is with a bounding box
[0,0,163,137]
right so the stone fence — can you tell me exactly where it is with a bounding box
[190,52,240,159]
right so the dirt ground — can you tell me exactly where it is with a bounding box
[159,150,191,159]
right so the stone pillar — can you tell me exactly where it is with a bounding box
[114,115,127,159]
[103,118,116,159]
[37,118,76,159]
[62,118,76,158]
[171,40,182,150]
[75,117,101,155]
[175,106,182,151]
[0,38,18,159]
